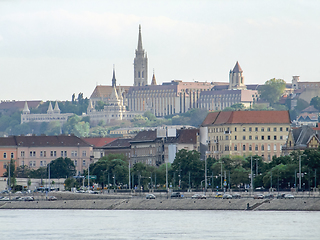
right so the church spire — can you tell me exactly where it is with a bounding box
[47,101,54,114]
[137,24,143,51]
[112,65,116,87]
[151,69,157,85]
[23,101,30,114]
[53,101,61,114]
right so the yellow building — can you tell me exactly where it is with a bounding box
[200,110,291,161]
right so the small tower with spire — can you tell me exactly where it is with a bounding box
[229,61,246,90]
[53,101,61,114]
[112,65,117,88]
[47,102,54,114]
[22,101,30,115]
[151,69,157,85]
[134,25,148,86]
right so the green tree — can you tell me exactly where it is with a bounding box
[295,99,309,112]
[4,159,16,190]
[259,78,286,105]
[310,96,320,110]
[48,157,76,179]
[95,101,106,111]
[171,149,204,189]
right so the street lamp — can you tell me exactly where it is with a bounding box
[299,154,306,190]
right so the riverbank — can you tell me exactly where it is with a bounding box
[1,191,320,211]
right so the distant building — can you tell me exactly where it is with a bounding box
[0,135,93,175]
[21,101,73,125]
[200,110,291,161]
[82,137,118,161]
[0,100,42,116]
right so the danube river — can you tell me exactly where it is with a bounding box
[0,210,319,239]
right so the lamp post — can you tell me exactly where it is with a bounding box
[250,156,253,194]
[128,160,131,190]
[299,155,302,190]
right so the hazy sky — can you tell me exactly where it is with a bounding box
[0,0,319,101]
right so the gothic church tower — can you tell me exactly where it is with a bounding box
[229,61,246,90]
[134,25,148,86]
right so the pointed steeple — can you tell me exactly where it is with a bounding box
[23,101,30,114]
[151,69,157,85]
[47,101,54,114]
[137,24,143,51]
[53,101,60,114]
[110,85,119,104]
[233,61,243,73]
[112,65,116,87]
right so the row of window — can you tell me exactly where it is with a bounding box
[210,127,289,133]
[26,160,87,168]
[2,152,14,159]
[214,135,285,141]
[212,143,279,152]
[21,150,87,158]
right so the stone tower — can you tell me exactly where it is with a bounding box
[134,25,148,86]
[229,61,246,90]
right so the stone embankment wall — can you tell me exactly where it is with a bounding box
[1,192,320,211]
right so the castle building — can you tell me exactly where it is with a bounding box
[134,25,148,86]
[229,61,246,90]
[86,70,143,126]
[21,101,73,125]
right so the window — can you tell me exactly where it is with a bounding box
[243,127,246,132]
[274,127,277,131]
[261,145,265,151]
[61,151,64,157]
[286,127,289,131]
[261,136,264,140]
[249,136,252,140]
[234,145,238,151]
[3,163,7,169]
[64,151,67,157]
[274,136,277,140]
[249,127,252,132]
[268,144,271,151]
[74,160,77,166]
[280,136,283,140]
[243,145,246,151]
[21,151,25,157]
[225,136,229,140]
[44,151,46,157]
[29,161,32,167]
[234,127,237,132]
[243,136,246,140]
[280,127,283,132]
[82,151,86,157]
[255,127,258,131]
[261,127,264,132]
[255,136,258,140]
[10,153,14,159]
[225,145,229,151]
[3,153,7,159]
[40,161,43,167]
[82,160,86,166]
[40,151,43,157]
[51,151,54,157]
[255,145,258,151]
[267,127,270,132]
[267,136,270,140]
[30,151,33,157]
[274,144,277,151]
[235,136,237,140]
[30,151,36,157]
[249,145,252,151]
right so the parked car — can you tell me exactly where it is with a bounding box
[277,194,286,199]
[253,194,264,199]
[171,192,181,198]
[215,193,223,198]
[24,196,34,201]
[223,194,232,199]
[0,197,9,201]
[146,194,156,199]
[191,194,206,199]
[265,193,275,199]
[232,194,241,199]
[284,194,295,199]
[47,196,57,201]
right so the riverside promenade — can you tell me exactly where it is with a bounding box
[1,191,320,211]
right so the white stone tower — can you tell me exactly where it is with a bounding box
[134,25,148,86]
[229,61,246,90]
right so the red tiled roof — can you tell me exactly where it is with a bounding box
[202,110,290,126]
[201,112,220,126]
[82,137,118,147]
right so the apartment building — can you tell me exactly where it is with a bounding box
[0,135,93,175]
[200,110,291,161]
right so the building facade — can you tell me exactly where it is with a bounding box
[134,25,148,87]
[0,135,93,175]
[200,110,291,161]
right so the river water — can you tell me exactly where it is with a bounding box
[0,210,319,240]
